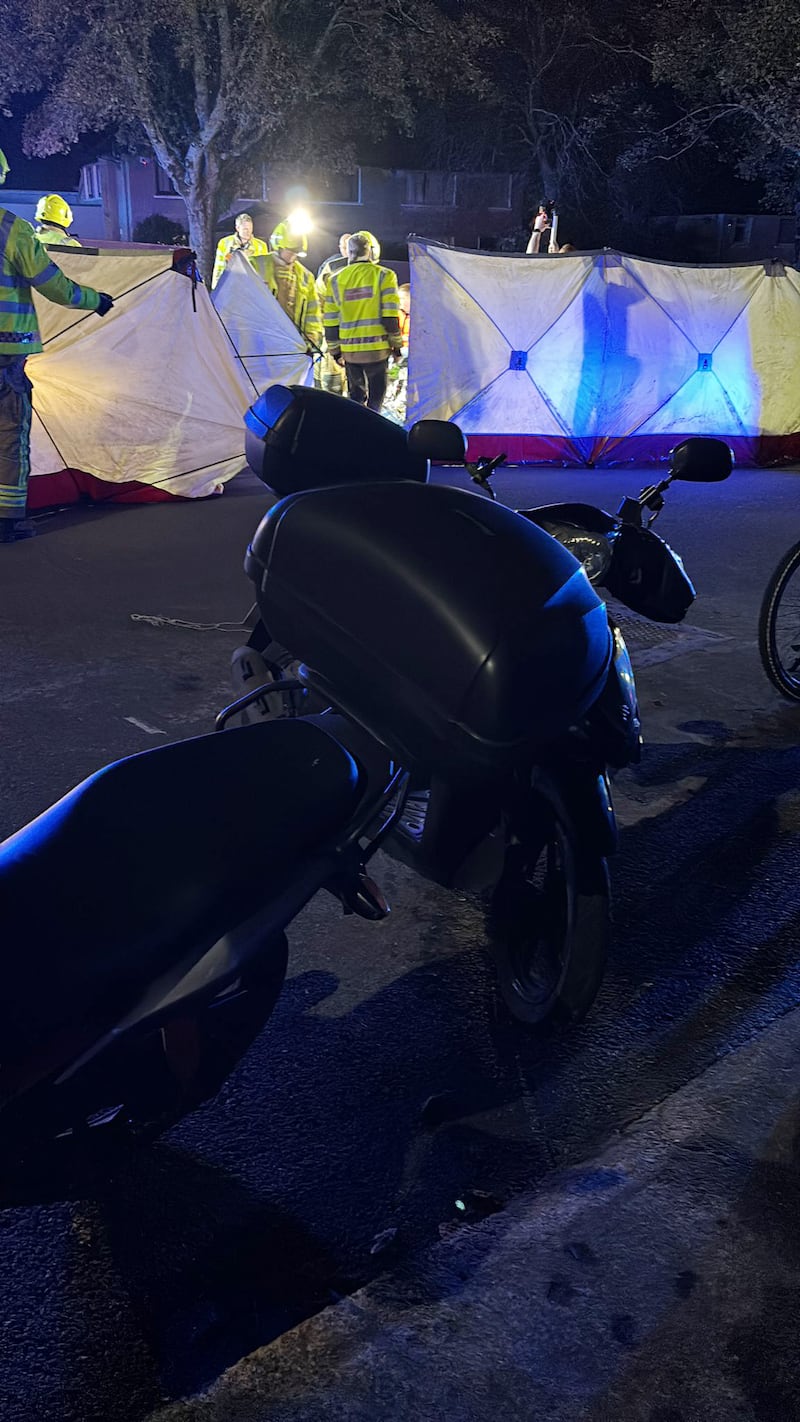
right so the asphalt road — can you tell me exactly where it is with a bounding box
[2,460,800,1421]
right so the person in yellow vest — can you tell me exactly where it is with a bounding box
[383,281,411,425]
[0,149,112,543]
[252,217,323,351]
[211,212,269,289]
[316,232,351,285]
[34,194,82,248]
[323,231,401,413]
[314,233,353,396]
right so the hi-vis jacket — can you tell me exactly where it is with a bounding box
[323,261,400,363]
[211,233,269,288]
[0,208,100,357]
[252,252,323,349]
[36,224,82,248]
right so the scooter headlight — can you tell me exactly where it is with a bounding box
[558,530,613,585]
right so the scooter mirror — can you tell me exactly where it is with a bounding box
[670,437,733,483]
[408,419,466,463]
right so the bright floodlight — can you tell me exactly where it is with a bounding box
[287,207,312,237]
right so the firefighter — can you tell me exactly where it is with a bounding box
[383,281,411,424]
[315,234,353,397]
[211,211,269,289]
[34,194,81,247]
[316,232,352,284]
[0,148,113,543]
[253,217,323,351]
[323,230,401,413]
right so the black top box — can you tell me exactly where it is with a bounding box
[246,480,612,778]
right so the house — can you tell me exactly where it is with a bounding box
[651,212,797,265]
[78,155,522,264]
[80,156,189,247]
[1,186,106,242]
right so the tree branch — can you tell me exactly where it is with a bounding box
[189,2,210,127]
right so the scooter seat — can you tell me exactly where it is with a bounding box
[0,719,361,1058]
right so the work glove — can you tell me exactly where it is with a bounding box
[390,345,403,361]
[329,346,345,366]
[95,293,114,317]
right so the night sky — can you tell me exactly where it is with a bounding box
[1,102,94,189]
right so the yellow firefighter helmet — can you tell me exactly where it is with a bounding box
[35,194,74,229]
[270,211,310,256]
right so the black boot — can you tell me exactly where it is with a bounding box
[0,519,35,543]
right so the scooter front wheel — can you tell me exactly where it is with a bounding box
[488,798,610,1027]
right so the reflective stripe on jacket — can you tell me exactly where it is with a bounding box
[211,233,270,289]
[324,262,400,362]
[0,207,100,357]
[252,253,323,349]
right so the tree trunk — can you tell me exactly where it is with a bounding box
[526,147,559,209]
[181,149,223,288]
[184,191,218,289]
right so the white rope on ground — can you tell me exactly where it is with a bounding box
[130,610,253,632]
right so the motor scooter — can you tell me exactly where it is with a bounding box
[233,386,731,1025]
[0,388,730,1158]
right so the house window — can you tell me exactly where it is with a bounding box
[729,217,752,245]
[263,164,362,206]
[155,164,179,196]
[403,171,456,206]
[313,169,362,204]
[80,163,101,200]
[486,174,512,210]
[454,174,512,210]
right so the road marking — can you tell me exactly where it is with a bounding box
[124,716,166,735]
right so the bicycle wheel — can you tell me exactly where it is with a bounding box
[759,540,800,701]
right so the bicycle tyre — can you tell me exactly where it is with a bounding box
[758,539,800,701]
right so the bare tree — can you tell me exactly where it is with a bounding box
[645,0,800,231]
[421,0,661,246]
[495,2,650,222]
[0,0,492,281]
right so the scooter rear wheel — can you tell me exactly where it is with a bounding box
[489,798,610,1027]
